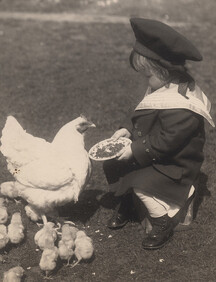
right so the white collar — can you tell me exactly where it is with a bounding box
[135,83,215,127]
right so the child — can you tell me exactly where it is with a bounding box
[103,18,215,250]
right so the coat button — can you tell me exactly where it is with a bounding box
[142,139,146,144]
[145,148,150,153]
[134,123,138,129]
[137,131,142,137]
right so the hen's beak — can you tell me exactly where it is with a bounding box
[88,121,96,128]
[79,114,96,128]
[77,120,96,133]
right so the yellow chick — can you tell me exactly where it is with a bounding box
[34,222,57,250]
[72,230,94,268]
[0,224,9,249]
[3,266,24,282]
[58,224,78,266]
[0,198,8,224]
[39,245,59,278]
[7,212,24,244]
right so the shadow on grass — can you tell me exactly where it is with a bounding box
[58,171,210,226]
[193,171,211,219]
[98,191,120,210]
[58,188,139,225]
[58,189,103,224]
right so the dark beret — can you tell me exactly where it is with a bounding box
[130,18,203,65]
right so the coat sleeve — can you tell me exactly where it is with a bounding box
[131,109,201,167]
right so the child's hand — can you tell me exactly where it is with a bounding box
[111,128,131,141]
[116,144,133,161]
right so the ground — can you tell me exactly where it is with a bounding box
[0,0,216,281]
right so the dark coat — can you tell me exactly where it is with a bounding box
[103,108,205,207]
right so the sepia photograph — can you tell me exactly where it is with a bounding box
[0,0,215,281]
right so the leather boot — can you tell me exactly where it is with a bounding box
[142,214,174,250]
[107,193,132,229]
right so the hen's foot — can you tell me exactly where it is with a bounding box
[14,199,22,205]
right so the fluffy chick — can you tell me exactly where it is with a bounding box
[34,222,57,250]
[72,230,94,268]
[58,240,74,267]
[70,226,79,241]
[39,245,59,278]
[3,266,24,282]
[0,224,9,249]
[0,198,8,224]
[58,224,78,266]
[7,212,24,244]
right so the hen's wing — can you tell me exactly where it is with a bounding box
[15,153,75,190]
[12,150,91,210]
[0,116,51,171]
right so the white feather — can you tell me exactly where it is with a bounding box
[0,116,94,215]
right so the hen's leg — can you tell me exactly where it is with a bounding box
[36,214,47,228]
[41,215,48,225]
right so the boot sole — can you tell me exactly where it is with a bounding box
[107,220,129,229]
[142,233,173,250]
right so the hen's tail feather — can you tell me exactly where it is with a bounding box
[0,116,50,168]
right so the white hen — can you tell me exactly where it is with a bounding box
[0,115,95,224]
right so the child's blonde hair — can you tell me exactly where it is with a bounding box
[129,50,169,81]
[129,50,195,95]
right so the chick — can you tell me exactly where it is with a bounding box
[3,266,24,282]
[58,224,78,266]
[70,226,79,241]
[0,224,9,249]
[39,245,59,278]
[72,230,94,268]
[34,222,57,250]
[58,240,74,267]
[0,198,8,224]
[7,212,24,244]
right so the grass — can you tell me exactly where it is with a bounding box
[0,0,216,281]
